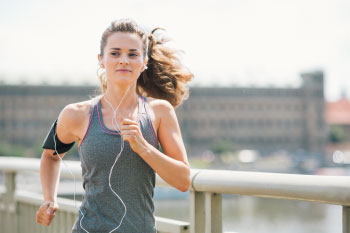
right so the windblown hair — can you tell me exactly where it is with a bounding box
[98,19,193,107]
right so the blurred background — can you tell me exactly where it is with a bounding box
[1,0,349,232]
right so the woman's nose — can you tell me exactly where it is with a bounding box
[119,54,129,64]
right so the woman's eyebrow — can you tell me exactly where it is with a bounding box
[109,48,139,52]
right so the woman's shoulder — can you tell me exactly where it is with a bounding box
[143,97,176,132]
[146,97,174,113]
[58,98,97,127]
[145,97,176,124]
[62,100,92,117]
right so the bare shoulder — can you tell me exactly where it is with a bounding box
[59,99,92,124]
[145,97,178,133]
[146,97,174,117]
[56,99,95,142]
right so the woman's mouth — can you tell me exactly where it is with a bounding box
[116,69,131,73]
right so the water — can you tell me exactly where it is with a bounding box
[154,193,342,233]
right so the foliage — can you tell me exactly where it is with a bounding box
[0,139,80,159]
[0,141,26,157]
[210,139,236,155]
[328,125,346,143]
[188,157,212,169]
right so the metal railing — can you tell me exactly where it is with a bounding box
[1,156,350,233]
[0,157,189,233]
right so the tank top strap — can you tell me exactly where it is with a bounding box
[88,96,100,116]
[139,95,153,115]
[138,95,146,115]
[139,96,158,144]
[79,96,101,150]
[141,96,152,118]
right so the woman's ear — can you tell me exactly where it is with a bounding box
[142,58,149,72]
[98,54,104,68]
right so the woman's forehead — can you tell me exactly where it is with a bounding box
[105,32,143,50]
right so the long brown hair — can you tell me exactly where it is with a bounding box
[98,19,193,107]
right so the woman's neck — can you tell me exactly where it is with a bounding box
[103,84,138,111]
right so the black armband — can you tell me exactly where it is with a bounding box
[42,119,75,155]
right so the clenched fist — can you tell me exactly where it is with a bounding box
[36,201,59,226]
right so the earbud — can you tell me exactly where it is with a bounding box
[144,64,148,70]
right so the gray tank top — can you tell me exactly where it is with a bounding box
[72,95,159,233]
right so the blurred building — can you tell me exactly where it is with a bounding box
[0,85,96,146]
[176,70,326,155]
[0,70,326,156]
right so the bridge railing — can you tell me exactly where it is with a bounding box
[1,156,350,233]
[0,157,189,233]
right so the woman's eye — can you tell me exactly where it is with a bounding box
[129,53,138,57]
[111,52,120,56]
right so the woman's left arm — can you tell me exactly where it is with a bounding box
[120,99,191,192]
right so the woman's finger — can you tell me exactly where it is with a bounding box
[47,202,58,215]
[36,201,59,226]
[120,124,139,130]
[121,129,136,136]
[36,211,51,226]
[121,118,138,125]
[122,135,131,140]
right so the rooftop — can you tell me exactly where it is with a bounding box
[326,98,350,125]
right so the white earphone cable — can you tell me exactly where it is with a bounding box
[52,132,90,233]
[102,86,131,233]
[52,86,131,233]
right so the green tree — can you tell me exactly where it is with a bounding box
[0,141,25,157]
[329,125,346,143]
[211,139,235,155]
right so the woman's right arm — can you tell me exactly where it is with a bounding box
[36,103,88,226]
[36,149,62,226]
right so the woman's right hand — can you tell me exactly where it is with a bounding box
[36,201,59,226]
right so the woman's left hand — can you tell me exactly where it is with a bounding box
[120,118,149,155]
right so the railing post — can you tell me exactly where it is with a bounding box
[5,171,18,233]
[190,190,205,233]
[343,206,350,233]
[190,191,222,233]
[204,192,222,233]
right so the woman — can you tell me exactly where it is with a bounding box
[36,19,193,232]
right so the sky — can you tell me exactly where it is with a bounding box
[0,0,349,100]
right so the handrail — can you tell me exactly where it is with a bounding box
[0,156,170,186]
[1,157,350,206]
[191,169,350,206]
[2,156,350,233]
[0,157,190,233]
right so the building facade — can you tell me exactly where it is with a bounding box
[0,85,96,146]
[0,71,326,156]
[176,71,326,155]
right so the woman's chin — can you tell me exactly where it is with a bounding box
[110,77,136,86]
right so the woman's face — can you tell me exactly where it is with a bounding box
[99,32,146,87]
